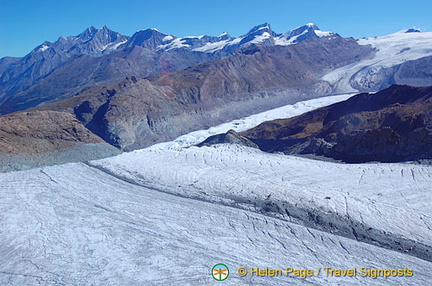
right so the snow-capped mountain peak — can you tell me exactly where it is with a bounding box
[243,22,277,37]
[287,23,331,40]
[274,23,334,46]
[236,22,278,46]
[28,26,129,57]
[74,26,129,55]
[248,22,272,33]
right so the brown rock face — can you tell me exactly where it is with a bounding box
[0,110,106,154]
[242,85,432,163]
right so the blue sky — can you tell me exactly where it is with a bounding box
[0,0,430,58]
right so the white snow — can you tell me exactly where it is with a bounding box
[156,23,335,52]
[158,38,190,50]
[1,162,430,285]
[314,30,332,37]
[94,143,432,245]
[274,35,293,46]
[100,40,127,52]
[183,35,205,39]
[275,30,309,46]
[322,30,432,93]
[193,39,230,53]
[229,37,242,45]
[275,26,333,46]
[38,44,49,52]
[162,35,174,42]
[249,32,272,44]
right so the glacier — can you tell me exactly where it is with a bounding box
[322,29,432,93]
[1,95,431,285]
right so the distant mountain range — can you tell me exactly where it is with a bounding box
[0,23,431,158]
[0,23,334,114]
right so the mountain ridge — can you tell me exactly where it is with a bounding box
[242,84,432,163]
[0,23,336,114]
[2,22,430,117]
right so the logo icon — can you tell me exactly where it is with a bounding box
[212,263,229,281]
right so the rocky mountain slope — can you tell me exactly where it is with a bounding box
[0,110,120,172]
[0,110,106,154]
[242,85,432,162]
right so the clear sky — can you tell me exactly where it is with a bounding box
[0,0,430,58]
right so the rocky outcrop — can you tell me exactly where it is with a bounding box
[0,110,111,154]
[0,110,121,171]
[197,129,259,148]
[242,85,432,163]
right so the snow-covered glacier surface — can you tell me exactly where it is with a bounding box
[92,145,432,257]
[322,30,432,93]
[1,156,431,285]
[1,95,431,285]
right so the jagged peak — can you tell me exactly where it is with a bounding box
[78,25,122,38]
[86,26,98,32]
[79,26,98,38]
[283,23,333,41]
[100,25,112,32]
[246,22,273,35]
